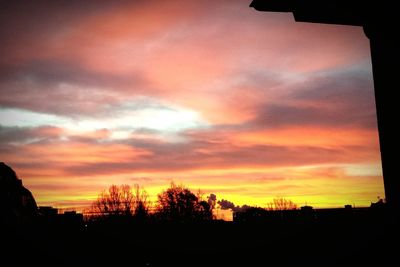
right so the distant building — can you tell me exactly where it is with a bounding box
[60,211,84,228]
[38,207,84,228]
[301,205,314,211]
[233,207,269,223]
[297,206,314,223]
[344,204,352,210]
[38,206,58,217]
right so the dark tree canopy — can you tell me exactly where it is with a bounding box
[156,183,212,222]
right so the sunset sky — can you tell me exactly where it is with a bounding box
[0,0,384,211]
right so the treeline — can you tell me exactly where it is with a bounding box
[88,183,213,222]
[86,183,298,222]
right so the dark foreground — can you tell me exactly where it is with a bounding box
[4,212,399,267]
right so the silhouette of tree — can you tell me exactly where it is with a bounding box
[156,183,212,222]
[266,197,298,211]
[132,184,150,219]
[91,184,149,217]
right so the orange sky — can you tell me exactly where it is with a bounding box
[0,0,384,211]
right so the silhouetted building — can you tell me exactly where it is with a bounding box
[38,206,58,217]
[300,205,315,223]
[234,207,301,223]
[37,207,84,229]
[0,162,37,225]
[344,204,352,210]
[233,207,269,223]
[300,205,313,212]
[62,210,83,222]
[60,211,84,228]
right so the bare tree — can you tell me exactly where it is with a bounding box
[107,185,123,215]
[266,197,298,211]
[121,184,134,215]
[90,184,149,217]
[132,184,149,218]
